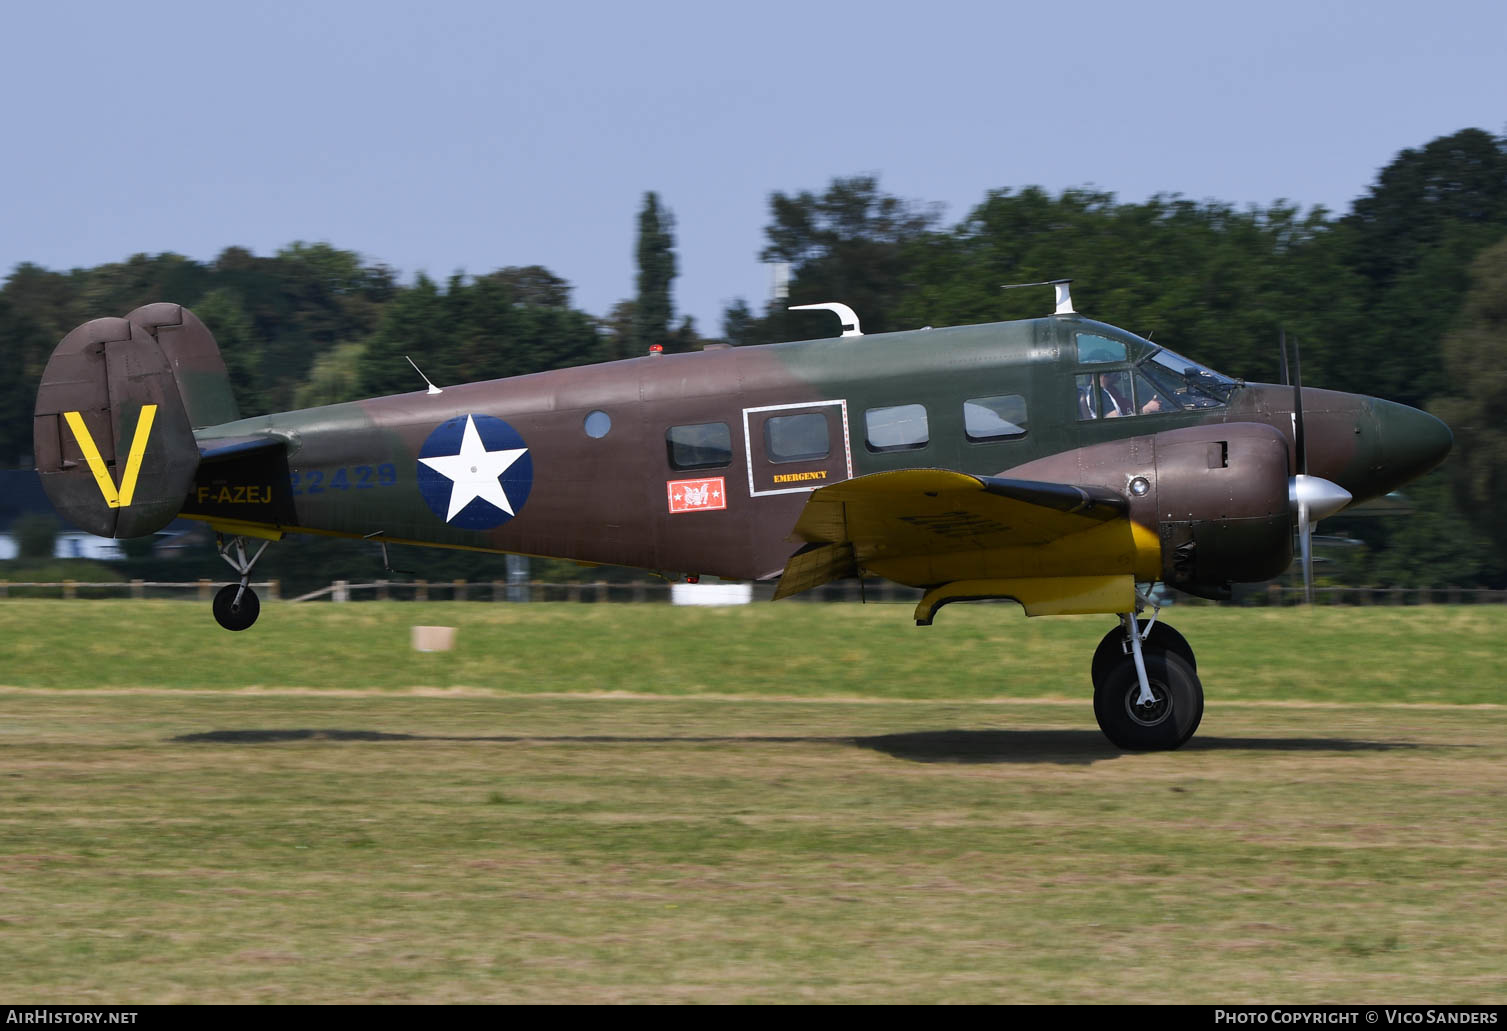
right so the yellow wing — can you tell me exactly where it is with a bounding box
[775,469,1161,619]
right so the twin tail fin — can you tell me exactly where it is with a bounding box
[32,304,236,539]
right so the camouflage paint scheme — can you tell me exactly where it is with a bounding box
[36,305,1451,607]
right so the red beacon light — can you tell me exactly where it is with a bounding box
[648,343,664,356]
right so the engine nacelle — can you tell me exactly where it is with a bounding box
[1001,421,1296,602]
[1152,423,1293,599]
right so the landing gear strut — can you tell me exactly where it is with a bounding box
[1091,597,1204,750]
[214,535,270,631]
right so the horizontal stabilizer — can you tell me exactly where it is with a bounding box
[197,435,287,462]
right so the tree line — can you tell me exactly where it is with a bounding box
[3,130,1504,587]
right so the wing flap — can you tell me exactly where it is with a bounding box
[772,542,858,601]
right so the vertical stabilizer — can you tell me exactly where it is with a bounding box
[125,303,241,428]
[33,315,200,538]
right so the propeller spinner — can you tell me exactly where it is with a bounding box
[1282,331,1351,603]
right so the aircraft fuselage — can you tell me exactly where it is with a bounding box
[181,314,1450,595]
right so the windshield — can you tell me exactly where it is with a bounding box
[1137,347,1239,408]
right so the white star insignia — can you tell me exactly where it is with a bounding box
[419,415,528,522]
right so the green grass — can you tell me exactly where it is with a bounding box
[1,600,1504,1002]
[0,599,1502,703]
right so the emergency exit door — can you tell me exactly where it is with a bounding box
[741,400,853,497]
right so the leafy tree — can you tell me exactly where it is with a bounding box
[632,192,677,353]
[1433,234,1507,581]
[1,262,82,343]
[294,341,368,409]
[1330,128,1507,407]
[76,252,210,322]
[193,287,261,414]
[0,294,55,465]
[721,298,757,347]
[672,315,704,352]
[599,299,637,360]
[484,265,572,308]
[1361,469,1501,587]
[1341,129,1507,286]
[356,274,451,397]
[881,185,1349,386]
[357,271,609,398]
[758,175,942,340]
[198,244,394,413]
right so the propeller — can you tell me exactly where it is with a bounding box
[1282,331,1351,603]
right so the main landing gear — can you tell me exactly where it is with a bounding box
[1090,599,1203,751]
[213,534,271,631]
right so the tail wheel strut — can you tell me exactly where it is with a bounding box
[214,534,271,631]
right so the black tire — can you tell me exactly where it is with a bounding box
[213,583,260,631]
[1093,648,1203,750]
[1091,621,1196,690]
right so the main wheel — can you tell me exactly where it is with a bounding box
[213,583,260,631]
[1093,648,1203,750]
[1091,621,1195,690]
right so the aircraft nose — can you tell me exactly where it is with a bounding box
[1373,399,1452,487]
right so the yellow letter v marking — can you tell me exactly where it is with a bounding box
[63,405,158,509]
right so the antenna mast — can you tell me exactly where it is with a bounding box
[1000,278,1075,315]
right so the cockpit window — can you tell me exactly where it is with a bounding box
[1137,347,1238,408]
[1132,370,1176,415]
[1076,334,1127,364]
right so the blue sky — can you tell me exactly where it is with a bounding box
[3,0,1503,335]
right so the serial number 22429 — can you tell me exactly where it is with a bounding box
[289,464,398,496]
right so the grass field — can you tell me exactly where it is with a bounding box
[1,599,1503,702]
[1,600,1505,1003]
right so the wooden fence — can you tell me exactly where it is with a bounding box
[1,579,1504,606]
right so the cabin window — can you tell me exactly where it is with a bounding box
[666,422,732,470]
[764,413,830,463]
[864,404,929,453]
[964,395,1028,441]
[1077,333,1127,364]
[584,410,612,438]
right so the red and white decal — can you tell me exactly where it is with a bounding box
[667,477,727,514]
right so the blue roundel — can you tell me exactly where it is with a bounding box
[416,414,534,530]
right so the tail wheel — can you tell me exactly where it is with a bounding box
[213,583,260,631]
[1091,621,1195,690]
[1093,648,1203,751]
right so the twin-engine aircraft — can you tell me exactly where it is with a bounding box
[32,283,1451,749]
